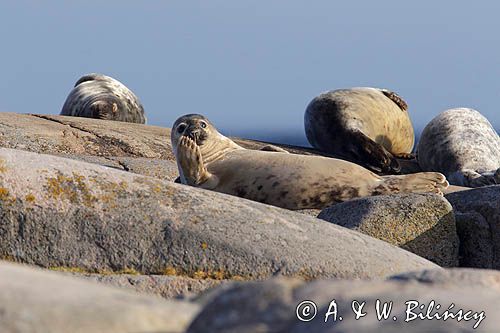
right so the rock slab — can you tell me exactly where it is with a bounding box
[0,261,197,333]
[446,185,500,269]
[318,194,459,267]
[188,268,500,333]
[0,147,438,279]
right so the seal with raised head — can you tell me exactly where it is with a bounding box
[304,87,415,174]
[417,108,500,187]
[61,73,146,124]
[171,114,448,210]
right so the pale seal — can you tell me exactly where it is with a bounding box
[304,87,415,174]
[417,108,500,187]
[171,114,448,210]
[61,73,146,124]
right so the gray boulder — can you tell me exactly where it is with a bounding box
[188,269,499,333]
[446,185,500,269]
[0,147,438,279]
[318,194,459,266]
[0,261,197,333]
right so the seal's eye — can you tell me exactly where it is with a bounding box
[200,121,207,129]
[177,123,187,133]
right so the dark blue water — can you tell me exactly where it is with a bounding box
[230,131,310,147]
[229,129,500,149]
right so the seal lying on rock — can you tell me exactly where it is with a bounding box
[304,87,415,174]
[61,73,146,124]
[417,108,500,187]
[171,114,448,210]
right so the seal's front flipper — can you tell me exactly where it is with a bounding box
[259,145,289,153]
[176,136,217,188]
[346,130,401,174]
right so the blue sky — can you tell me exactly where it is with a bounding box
[1,1,499,145]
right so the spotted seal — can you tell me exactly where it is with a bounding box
[304,87,415,174]
[417,108,500,187]
[171,114,448,210]
[61,73,146,124]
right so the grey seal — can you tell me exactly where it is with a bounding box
[171,114,448,210]
[61,73,146,124]
[417,108,500,187]
[304,87,415,174]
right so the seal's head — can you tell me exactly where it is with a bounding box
[171,114,242,164]
[171,114,215,147]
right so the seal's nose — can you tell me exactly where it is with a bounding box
[186,125,201,141]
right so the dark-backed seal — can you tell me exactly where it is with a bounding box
[171,114,448,210]
[417,108,500,187]
[61,73,146,124]
[304,87,415,174]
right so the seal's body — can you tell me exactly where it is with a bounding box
[304,87,415,174]
[171,114,448,210]
[61,73,146,124]
[418,108,500,187]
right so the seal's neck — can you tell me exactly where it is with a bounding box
[199,133,243,164]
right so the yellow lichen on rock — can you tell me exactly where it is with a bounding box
[45,172,98,207]
[0,187,15,204]
[25,194,36,203]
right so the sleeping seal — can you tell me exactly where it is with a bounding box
[304,87,415,174]
[417,108,500,187]
[61,73,146,124]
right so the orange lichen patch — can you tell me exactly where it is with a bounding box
[211,270,225,280]
[25,194,36,203]
[45,172,97,207]
[48,264,250,281]
[297,267,317,281]
[0,187,15,203]
[48,266,90,274]
[163,266,177,276]
[118,181,128,190]
[152,185,162,193]
[0,187,10,199]
[193,270,207,279]
[232,275,246,281]
[116,267,140,275]
[161,266,231,280]
[1,255,18,262]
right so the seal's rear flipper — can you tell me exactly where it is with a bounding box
[393,152,416,160]
[346,130,401,174]
[450,169,498,187]
[374,172,448,196]
[259,145,289,153]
